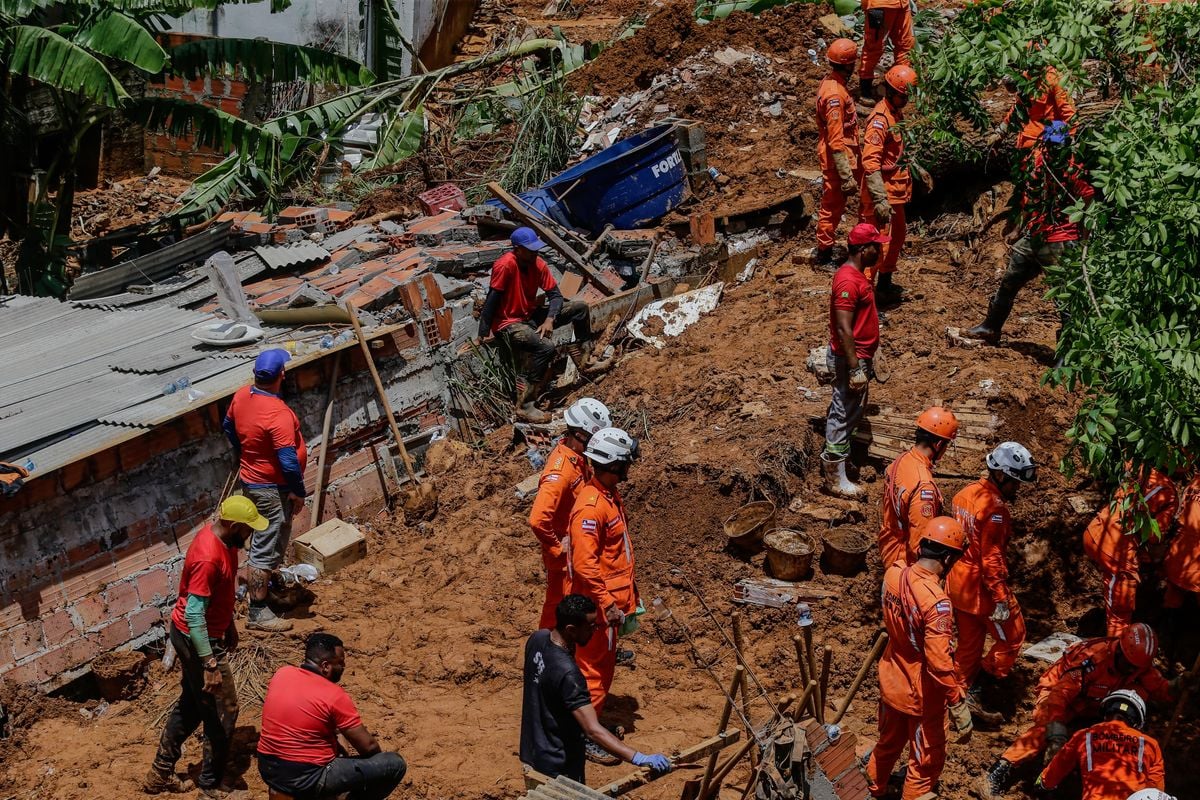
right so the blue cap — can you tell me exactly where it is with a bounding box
[1041,121,1070,146]
[254,348,291,380]
[510,226,547,252]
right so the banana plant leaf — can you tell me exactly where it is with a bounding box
[170,37,375,86]
[7,24,129,107]
[74,10,168,73]
[360,105,425,171]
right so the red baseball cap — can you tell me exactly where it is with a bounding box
[848,223,890,246]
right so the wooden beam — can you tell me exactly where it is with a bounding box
[486,181,615,297]
[595,731,742,797]
[523,766,554,790]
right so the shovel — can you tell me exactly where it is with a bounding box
[347,303,438,519]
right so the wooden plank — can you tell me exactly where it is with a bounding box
[595,731,741,797]
[487,182,614,297]
[523,766,554,789]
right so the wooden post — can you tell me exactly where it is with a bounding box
[309,351,342,528]
[486,182,614,296]
[699,665,743,800]
[582,224,614,261]
[1163,647,1200,748]
[731,613,756,767]
[792,635,815,719]
[832,630,888,724]
[637,233,662,285]
[818,643,833,724]
[803,625,820,721]
[347,304,418,483]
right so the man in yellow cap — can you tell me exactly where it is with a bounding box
[145,496,267,797]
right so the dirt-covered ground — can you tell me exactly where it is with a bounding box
[2,2,1198,800]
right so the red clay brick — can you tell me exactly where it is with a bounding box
[2,659,47,685]
[60,460,90,491]
[39,637,100,679]
[73,593,110,629]
[118,436,155,472]
[8,621,44,660]
[104,580,139,618]
[332,469,389,518]
[94,619,131,651]
[66,540,103,565]
[21,475,59,504]
[134,568,172,605]
[41,610,77,647]
[130,607,164,639]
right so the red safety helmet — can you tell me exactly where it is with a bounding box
[827,38,858,66]
[920,516,967,552]
[1118,623,1158,669]
[917,406,960,441]
[884,65,918,94]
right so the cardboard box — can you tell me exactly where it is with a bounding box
[292,518,367,575]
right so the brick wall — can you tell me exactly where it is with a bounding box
[144,34,252,176]
[0,327,449,689]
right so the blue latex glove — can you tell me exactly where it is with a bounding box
[632,752,671,773]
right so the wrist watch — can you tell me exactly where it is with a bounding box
[203,657,219,671]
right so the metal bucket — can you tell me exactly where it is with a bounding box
[724,500,777,551]
[821,528,872,576]
[763,528,817,581]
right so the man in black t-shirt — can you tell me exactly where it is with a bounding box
[520,595,672,782]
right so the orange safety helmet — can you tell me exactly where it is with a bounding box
[884,64,918,94]
[916,406,960,441]
[827,38,858,66]
[920,516,967,552]
[1118,623,1158,669]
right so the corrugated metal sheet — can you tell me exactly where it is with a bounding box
[253,241,330,271]
[68,222,233,300]
[322,224,376,252]
[520,777,612,800]
[20,423,143,476]
[72,272,207,310]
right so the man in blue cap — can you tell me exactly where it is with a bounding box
[222,348,307,632]
[966,121,1094,344]
[476,227,603,423]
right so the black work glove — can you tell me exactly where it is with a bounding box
[868,8,885,28]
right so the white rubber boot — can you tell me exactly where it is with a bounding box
[821,454,864,499]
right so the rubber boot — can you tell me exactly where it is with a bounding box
[565,341,612,376]
[965,300,1005,344]
[875,272,904,305]
[821,453,864,499]
[514,379,550,423]
[975,758,1012,800]
[966,680,1005,725]
[143,767,194,795]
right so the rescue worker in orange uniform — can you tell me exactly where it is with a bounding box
[1036,690,1166,800]
[858,0,914,102]
[1163,471,1200,612]
[814,39,863,266]
[868,517,974,800]
[529,398,611,630]
[993,64,1077,150]
[860,65,922,302]
[976,623,1176,799]
[569,427,641,763]
[878,406,960,568]
[1083,466,1178,637]
[947,442,1037,721]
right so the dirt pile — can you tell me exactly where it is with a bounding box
[71,172,191,240]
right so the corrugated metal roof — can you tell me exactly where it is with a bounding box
[68,222,233,300]
[253,242,330,271]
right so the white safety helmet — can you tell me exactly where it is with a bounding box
[1127,791,1176,800]
[1102,689,1147,730]
[585,427,639,466]
[564,397,611,436]
[986,441,1037,483]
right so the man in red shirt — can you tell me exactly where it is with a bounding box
[146,496,267,797]
[258,633,407,800]
[476,227,602,423]
[223,348,307,632]
[966,121,1095,343]
[822,222,887,499]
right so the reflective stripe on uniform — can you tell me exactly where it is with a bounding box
[992,619,1008,642]
[1084,732,1093,771]
[1137,736,1145,773]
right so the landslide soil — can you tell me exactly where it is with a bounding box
[7,190,1199,798]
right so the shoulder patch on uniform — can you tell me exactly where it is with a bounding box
[543,473,560,483]
[920,502,934,517]
[870,118,886,129]
[840,290,850,298]
[580,519,598,532]
[828,98,841,107]
[920,489,935,500]
[935,600,952,615]
[991,514,1005,523]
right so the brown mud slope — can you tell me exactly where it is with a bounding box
[5,183,1199,798]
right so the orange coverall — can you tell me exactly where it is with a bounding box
[1005,66,1077,149]
[528,441,592,630]
[878,447,940,568]
[1082,468,1177,637]
[860,99,911,276]
[569,477,638,713]
[815,71,862,250]
[868,563,966,800]
[1037,718,1165,799]
[1001,637,1173,767]
[1164,473,1200,607]
[859,0,914,86]
[947,478,1025,684]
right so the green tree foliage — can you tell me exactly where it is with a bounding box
[912,0,1200,512]
[0,0,371,297]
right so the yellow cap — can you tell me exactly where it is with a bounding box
[219,495,269,531]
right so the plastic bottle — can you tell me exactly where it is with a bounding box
[796,602,814,627]
[526,446,546,471]
[320,334,336,349]
[807,48,819,65]
[21,459,34,473]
